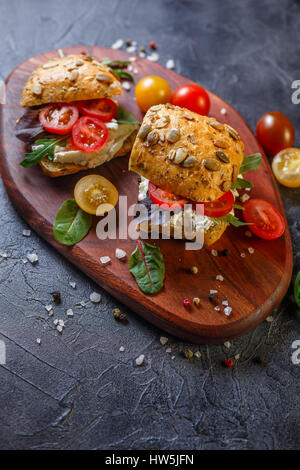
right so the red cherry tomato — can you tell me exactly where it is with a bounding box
[171,84,210,116]
[243,198,285,240]
[148,182,189,209]
[78,98,117,122]
[256,111,295,157]
[201,191,234,218]
[72,116,108,153]
[39,103,79,135]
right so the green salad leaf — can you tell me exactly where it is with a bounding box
[101,58,134,82]
[20,135,67,168]
[116,106,140,125]
[129,241,165,295]
[294,271,300,308]
[232,177,253,189]
[53,199,92,246]
[239,153,262,174]
[212,213,251,227]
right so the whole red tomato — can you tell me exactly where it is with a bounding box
[171,84,210,116]
[256,111,295,157]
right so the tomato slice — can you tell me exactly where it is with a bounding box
[201,191,234,218]
[39,103,79,135]
[72,116,108,153]
[78,98,117,122]
[243,198,285,240]
[74,174,118,215]
[148,182,189,209]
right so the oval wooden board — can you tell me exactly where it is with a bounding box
[0,45,293,343]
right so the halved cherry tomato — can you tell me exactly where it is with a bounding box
[201,191,234,218]
[78,98,117,122]
[243,198,285,240]
[256,111,295,157]
[171,84,210,116]
[148,182,189,209]
[72,116,108,153]
[74,174,118,215]
[39,103,79,135]
[272,148,300,188]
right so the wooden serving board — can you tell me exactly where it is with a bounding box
[0,46,293,343]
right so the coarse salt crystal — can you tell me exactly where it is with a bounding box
[147,52,159,62]
[90,292,101,303]
[135,354,145,366]
[222,300,229,306]
[160,336,168,345]
[36,338,41,344]
[122,81,131,91]
[79,301,86,307]
[248,247,254,254]
[48,310,54,317]
[240,193,250,203]
[126,46,136,53]
[235,353,240,360]
[210,289,218,294]
[58,319,64,327]
[22,229,31,237]
[166,347,171,353]
[216,275,224,282]
[220,108,227,115]
[224,341,231,349]
[0,252,8,259]
[100,256,111,265]
[224,306,232,316]
[129,56,136,62]
[45,305,53,312]
[53,319,59,325]
[166,59,175,69]
[115,248,127,260]
[171,355,175,360]
[27,253,38,264]
[211,249,218,257]
[214,306,220,311]
[133,68,139,74]
[127,64,133,72]
[194,351,201,359]
[139,51,146,58]
[119,346,125,352]
[111,39,124,50]
[69,281,76,289]
[57,325,63,333]
[67,309,74,318]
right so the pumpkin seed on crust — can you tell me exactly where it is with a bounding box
[204,158,221,171]
[138,124,151,139]
[215,150,230,163]
[147,130,159,145]
[166,128,180,143]
[182,156,197,167]
[173,148,188,164]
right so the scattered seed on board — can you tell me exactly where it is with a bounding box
[216,275,224,281]
[193,297,201,306]
[147,52,159,62]
[190,266,198,274]
[36,338,41,345]
[160,336,168,345]
[266,316,273,322]
[135,354,145,366]
[240,193,250,203]
[211,249,218,257]
[90,292,101,303]
[119,346,125,352]
[22,229,31,237]
[194,351,201,359]
[184,349,194,359]
[67,309,74,318]
[111,39,124,49]
[248,247,254,254]
[240,253,246,258]
[224,341,231,349]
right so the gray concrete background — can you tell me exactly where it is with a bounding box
[0,0,299,450]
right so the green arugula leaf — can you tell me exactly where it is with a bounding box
[232,177,253,189]
[101,58,131,68]
[233,204,245,211]
[116,106,140,125]
[294,271,300,308]
[113,69,134,81]
[53,199,92,246]
[212,214,251,227]
[239,153,262,174]
[129,241,165,295]
[20,135,67,168]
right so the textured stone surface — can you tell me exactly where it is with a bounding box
[0,0,299,450]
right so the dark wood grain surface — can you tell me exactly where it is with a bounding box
[0,45,293,343]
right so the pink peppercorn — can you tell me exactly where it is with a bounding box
[183,298,191,307]
[225,358,234,367]
[149,41,156,49]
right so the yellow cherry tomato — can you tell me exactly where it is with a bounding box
[272,148,300,188]
[74,175,118,215]
[135,75,172,112]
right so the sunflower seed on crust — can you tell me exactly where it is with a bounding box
[138,124,151,139]
[221,180,232,192]
[166,128,180,143]
[173,147,188,164]
[226,124,239,140]
[96,73,113,83]
[32,84,42,96]
[147,130,159,145]
[215,150,230,163]
[213,139,228,149]
[204,158,221,171]
[208,120,224,131]
[155,116,170,128]
[182,156,197,167]
[70,69,79,81]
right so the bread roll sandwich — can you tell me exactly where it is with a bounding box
[18,54,139,176]
[129,103,246,246]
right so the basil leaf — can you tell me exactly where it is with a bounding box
[129,241,165,295]
[53,199,92,246]
[101,58,131,68]
[240,153,262,174]
[212,214,251,227]
[232,177,253,189]
[113,69,134,81]
[20,135,67,168]
[233,204,245,210]
[116,106,140,125]
[294,271,300,308]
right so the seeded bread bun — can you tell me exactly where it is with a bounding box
[129,104,244,202]
[39,130,138,177]
[20,55,122,107]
